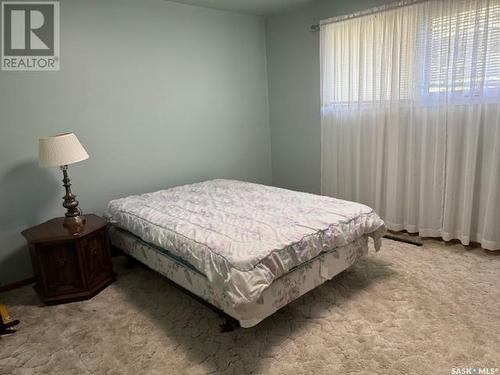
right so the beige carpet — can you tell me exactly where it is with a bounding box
[1,239,499,375]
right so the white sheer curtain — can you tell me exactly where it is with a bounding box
[320,0,500,250]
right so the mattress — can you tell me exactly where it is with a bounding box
[104,179,386,308]
[108,227,373,328]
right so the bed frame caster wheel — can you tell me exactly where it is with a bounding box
[220,317,238,333]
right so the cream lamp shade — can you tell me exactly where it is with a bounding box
[39,133,89,168]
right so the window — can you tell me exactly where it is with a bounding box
[425,3,500,97]
[320,0,500,108]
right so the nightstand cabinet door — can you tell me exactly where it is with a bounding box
[80,229,112,288]
[35,242,86,297]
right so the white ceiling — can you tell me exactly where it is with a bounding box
[168,0,315,16]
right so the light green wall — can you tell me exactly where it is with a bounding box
[0,0,272,285]
[265,0,395,194]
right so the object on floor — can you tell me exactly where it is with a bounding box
[384,233,423,246]
[39,132,89,230]
[21,215,115,305]
[0,304,19,336]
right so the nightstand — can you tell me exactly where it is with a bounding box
[21,214,115,305]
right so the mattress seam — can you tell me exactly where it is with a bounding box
[108,208,385,274]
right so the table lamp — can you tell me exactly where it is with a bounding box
[39,133,89,229]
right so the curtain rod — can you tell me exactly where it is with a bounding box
[310,0,429,32]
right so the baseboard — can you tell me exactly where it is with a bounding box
[0,277,35,293]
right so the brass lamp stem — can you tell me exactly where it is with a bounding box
[60,165,85,229]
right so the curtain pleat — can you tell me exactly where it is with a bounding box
[320,0,500,250]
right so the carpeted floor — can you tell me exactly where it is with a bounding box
[1,238,499,375]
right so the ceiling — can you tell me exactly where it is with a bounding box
[168,0,315,16]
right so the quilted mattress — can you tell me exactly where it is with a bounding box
[104,179,386,307]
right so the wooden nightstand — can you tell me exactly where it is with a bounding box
[21,214,115,305]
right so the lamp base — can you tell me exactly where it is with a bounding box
[60,165,86,233]
[63,215,86,230]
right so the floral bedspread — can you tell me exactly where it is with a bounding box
[105,179,386,307]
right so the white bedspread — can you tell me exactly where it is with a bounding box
[105,179,386,307]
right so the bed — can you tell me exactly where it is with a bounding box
[104,179,386,328]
